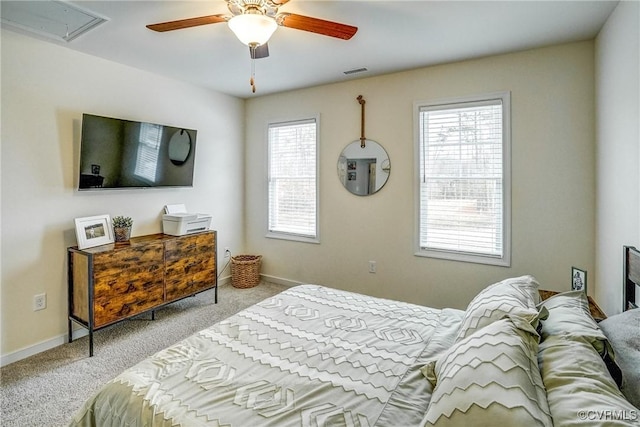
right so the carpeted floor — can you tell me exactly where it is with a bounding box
[0,281,287,427]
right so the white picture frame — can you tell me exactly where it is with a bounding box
[74,214,114,249]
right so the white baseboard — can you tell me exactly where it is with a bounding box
[260,274,301,288]
[1,328,89,367]
[1,277,289,367]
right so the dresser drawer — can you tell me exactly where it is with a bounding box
[165,269,215,302]
[94,273,164,327]
[92,243,164,279]
[165,253,215,278]
[165,233,215,263]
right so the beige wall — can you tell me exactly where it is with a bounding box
[0,30,245,364]
[595,0,640,315]
[6,16,631,364]
[246,42,596,310]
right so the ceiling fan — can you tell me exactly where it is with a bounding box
[147,0,357,92]
[146,0,358,59]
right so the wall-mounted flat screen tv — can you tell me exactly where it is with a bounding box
[78,113,197,190]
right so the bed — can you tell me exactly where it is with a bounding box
[624,245,640,311]
[70,267,640,426]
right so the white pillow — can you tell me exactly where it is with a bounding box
[538,334,639,425]
[537,290,613,356]
[456,275,540,341]
[421,315,552,427]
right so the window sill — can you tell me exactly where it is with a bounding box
[415,248,510,267]
[266,232,320,245]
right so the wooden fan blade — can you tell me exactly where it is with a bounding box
[277,13,357,40]
[146,14,227,32]
[250,43,270,59]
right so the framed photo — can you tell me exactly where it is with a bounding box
[571,267,587,293]
[74,215,114,249]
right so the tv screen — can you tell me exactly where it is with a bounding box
[78,114,197,190]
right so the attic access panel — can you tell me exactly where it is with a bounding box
[1,0,107,42]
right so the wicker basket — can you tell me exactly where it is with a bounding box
[231,255,262,289]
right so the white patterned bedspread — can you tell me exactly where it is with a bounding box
[69,285,464,427]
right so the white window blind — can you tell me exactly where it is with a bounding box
[268,118,318,240]
[416,93,510,265]
[135,122,162,183]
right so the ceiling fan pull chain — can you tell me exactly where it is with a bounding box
[249,43,257,93]
[250,56,256,93]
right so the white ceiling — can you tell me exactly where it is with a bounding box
[1,0,619,99]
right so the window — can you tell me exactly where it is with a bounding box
[135,122,162,183]
[415,92,510,266]
[267,117,318,242]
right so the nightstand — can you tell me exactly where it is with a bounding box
[539,290,607,322]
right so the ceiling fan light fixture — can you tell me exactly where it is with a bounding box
[228,13,277,46]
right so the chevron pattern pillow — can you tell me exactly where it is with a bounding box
[456,275,540,341]
[421,315,552,427]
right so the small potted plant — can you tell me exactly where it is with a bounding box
[112,215,133,242]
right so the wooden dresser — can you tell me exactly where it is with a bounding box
[68,231,217,356]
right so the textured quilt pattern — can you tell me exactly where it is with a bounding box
[70,285,463,427]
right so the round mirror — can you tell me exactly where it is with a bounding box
[168,129,192,166]
[337,139,390,196]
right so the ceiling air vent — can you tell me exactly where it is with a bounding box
[343,67,368,76]
[1,0,107,42]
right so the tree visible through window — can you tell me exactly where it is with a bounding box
[267,118,318,241]
[416,92,510,266]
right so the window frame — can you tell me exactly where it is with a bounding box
[266,115,320,244]
[414,91,511,266]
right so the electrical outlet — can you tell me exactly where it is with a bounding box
[33,293,46,311]
[368,261,377,274]
[224,247,231,259]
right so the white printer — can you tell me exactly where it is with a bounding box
[162,204,212,236]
